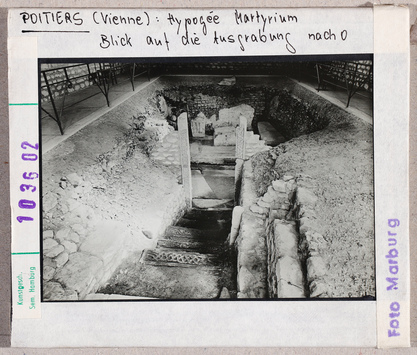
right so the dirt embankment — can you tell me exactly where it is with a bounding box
[252,115,374,298]
[42,82,187,300]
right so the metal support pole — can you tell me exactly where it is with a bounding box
[42,71,64,135]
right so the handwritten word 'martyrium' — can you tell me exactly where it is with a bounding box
[234,10,297,32]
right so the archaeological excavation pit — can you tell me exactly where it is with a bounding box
[40,59,375,301]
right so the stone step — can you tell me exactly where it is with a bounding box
[184,208,232,221]
[176,216,231,230]
[141,248,223,268]
[157,238,224,253]
[190,135,214,145]
[164,225,228,241]
[192,198,234,209]
[191,163,235,171]
[190,143,236,165]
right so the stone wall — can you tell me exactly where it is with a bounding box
[266,89,330,140]
[42,171,186,301]
[161,85,274,130]
[42,78,188,301]
[235,167,329,299]
[149,131,181,176]
[235,161,268,298]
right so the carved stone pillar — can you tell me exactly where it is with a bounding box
[178,112,192,209]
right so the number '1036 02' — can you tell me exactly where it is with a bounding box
[17,141,39,223]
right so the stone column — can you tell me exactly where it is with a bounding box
[229,206,244,246]
[235,115,247,201]
[235,115,247,159]
[178,112,192,209]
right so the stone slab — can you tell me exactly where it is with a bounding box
[192,198,234,209]
[277,279,305,298]
[213,126,236,146]
[216,104,254,130]
[191,170,217,199]
[276,255,304,289]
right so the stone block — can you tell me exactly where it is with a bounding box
[54,251,69,268]
[257,199,270,208]
[297,206,316,219]
[309,280,328,298]
[44,238,59,251]
[157,94,169,118]
[43,281,79,301]
[55,252,103,296]
[304,231,326,255]
[43,230,54,240]
[276,208,289,219]
[43,257,57,268]
[273,220,298,258]
[191,112,206,138]
[216,104,254,130]
[43,193,58,212]
[213,126,236,146]
[237,249,258,268]
[261,192,275,204]
[249,204,268,215]
[229,206,244,245]
[43,266,55,281]
[276,255,304,288]
[45,245,65,258]
[238,266,256,292]
[306,256,327,282]
[277,279,305,298]
[61,240,78,254]
[272,180,287,193]
[218,76,236,86]
[43,281,66,301]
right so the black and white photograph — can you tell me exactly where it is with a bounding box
[40,58,375,301]
[8,6,411,348]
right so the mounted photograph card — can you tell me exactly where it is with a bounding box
[7,6,409,348]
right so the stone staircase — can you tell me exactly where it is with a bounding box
[137,207,235,299]
[190,134,270,165]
